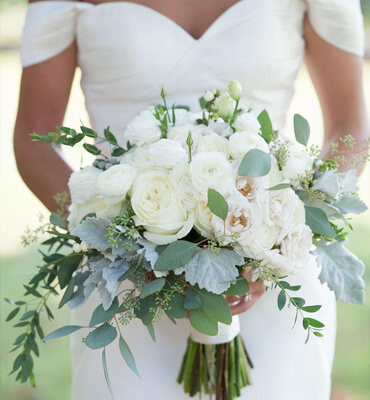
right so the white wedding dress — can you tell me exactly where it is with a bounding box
[20,1,364,399]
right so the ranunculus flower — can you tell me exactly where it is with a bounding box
[260,249,296,275]
[167,123,204,153]
[233,112,261,134]
[147,138,187,168]
[68,166,102,204]
[194,201,214,238]
[120,146,152,173]
[214,92,236,119]
[124,109,161,146]
[189,151,233,198]
[208,121,233,137]
[130,170,193,244]
[229,131,269,160]
[96,164,137,205]
[196,133,230,156]
[281,146,313,182]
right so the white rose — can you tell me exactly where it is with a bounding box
[269,189,305,229]
[120,146,152,173]
[147,139,187,168]
[211,194,262,245]
[279,224,313,266]
[131,170,193,244]
[96,164,137,205]
[239,222,280,259]
[172,109,195,125]
[197,133,230,156]
[208,121,233,137]
[282,146,313,182]
[229,131,269,160]
[68,166,102,204]
[228,80,243,101]
[170,165,197,211]
[214,93,236,119]
[189,152,233,198]
[260,249,295,276]
[68,200,123,232]
[194,201,214,238]
[234,112,260,134]
[167,124,203,152]
[124,110,161,146]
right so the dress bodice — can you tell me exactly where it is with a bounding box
[20,0,364,145]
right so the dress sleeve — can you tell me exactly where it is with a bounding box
[305,0,365,56]
[20,1,92,67]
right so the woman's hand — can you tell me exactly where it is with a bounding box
[226,268,265,315]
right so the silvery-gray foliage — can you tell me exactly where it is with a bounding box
[297,191,339,217]
[137,237,159,269]
[333,194,368,215]
[312,170,340,199]
[73,217,111,251]
[337,169,358,193]
[83,257,129,310]
[315,241,365,305]
[177,249,243,294]
[68,271,92,310]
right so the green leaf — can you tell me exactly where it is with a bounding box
[277,290,286,310]
[305,318,325,328]
[43,325,83,341]
[257,109,273,143]
[119,335,140,377]
[189,308,218,336]
[238,149,271,177]
[23,285,42,298]
[104,126,118,145]
[267,183,292,191]
[83,143,101,155]
[291,297,305,308]
[6,307,20,322]
[57,254,83,289]
[313,331,323,337]
[80,126,98,139]
[184,287,202,309]
[58,276,76,309]
[147,323,156,342]
[294,114,310,146]
[165,293,187,319]
[50,212,67,230]
[112,147,125,157]
[140,278,165,299]
[223,276,250,296]
[301,305,322,313]
[207,188,228,221]
[85,323,117,350]
[200,290,232,325]
[89,297,119,327]
[30,133,53,143]
[102,349,114,399]
[302,318,309,330]
[19,310,36,321]
[154,241,199,271]
[304,206,337,238]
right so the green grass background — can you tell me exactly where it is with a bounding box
[1,2,370,400]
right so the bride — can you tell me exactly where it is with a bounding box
[14,0,368,399]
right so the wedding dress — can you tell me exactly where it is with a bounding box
[20,1,364,399]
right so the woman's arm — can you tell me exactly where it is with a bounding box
[304,18,369,173]
[14,43,77,211]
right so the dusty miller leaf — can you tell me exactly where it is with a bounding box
[73,217,111,251]
[334,194,367,215]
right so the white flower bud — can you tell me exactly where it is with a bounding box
[204,91,214,102]
[80,241,91,252]
[228,80,243,101]
[73,243,81,253]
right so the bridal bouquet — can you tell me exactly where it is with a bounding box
[7,81,368,399]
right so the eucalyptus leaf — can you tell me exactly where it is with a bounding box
[238,149,271,177]
[43,325,83,341]
[180,249,242,294]
[189,308,218,336]
[89,297,119,327]
[154,241,199,271]
[223,276,250,296]
[296,191,339,217]
[50,213,67,230]
[277,290,286,310]
[304,206,336,238]
[140,279,165,299]
[165,293,187,319]
[314,241,365,304]
[85,323,117,350]
[267,183,291,191]
[207,188,228,221]
[257,109,273,143]
[184,287,202,309]
[102,349,114,399]
[199,290,232,325]
[294,114,310,146]
[119,335,140,377]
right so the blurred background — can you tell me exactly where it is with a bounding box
[0,1,370,399]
